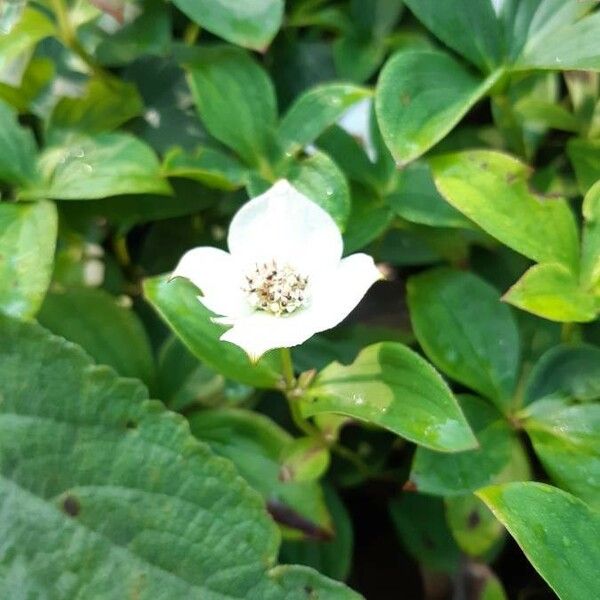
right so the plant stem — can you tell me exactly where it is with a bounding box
[50,0,108,80]
[330,442,373,478]
[112,234,131,269]
[561,322,581,343]
[288,396,318,437]
[280,348,323,439]
[279,348,295,389]
[184,22,201,45]
[279,348,380,479]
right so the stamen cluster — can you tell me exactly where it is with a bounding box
[243,260,309,316]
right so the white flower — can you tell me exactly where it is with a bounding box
[171,180,382,361]
[337,98,377,162]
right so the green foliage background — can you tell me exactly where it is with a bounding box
[0,0,599,598]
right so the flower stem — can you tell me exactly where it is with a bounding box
[280,348,320,437]
[278,348,381,480]
[288,396,318,437]
[279,348,296,389]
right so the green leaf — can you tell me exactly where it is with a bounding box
[431,150,580,270]
[403,0,504,71]
[157,335,252,412]
[512,98,581,133]
[523,398,600,507]
[331,0,404,82]
[0,316,359,599]
[525,344,600,404]
[280,485,353,582]
[410,396,529,496]
[515,10,600,71]
[342,185,392,254]
[567,137,600,195]
[408,269,520,410]
[0,201,57,319]
[501,0,588,63]
[316,126,381,191]
[143,275,282,388]
[491,71,573,160]
[564,69,599,122]
[278,83,371,156]
[445,495,504,558]
[30,132,172,200]
[188,408,332,540]
[46,77,143,143]
[480,573,508,600]
[350,0,404,36]
[162,146,248,190]
[0,98,40,187]
[333,35,385,84]
[94,0,171,67]
[388,162,473,229]
[375,49,500,165]
[185,46,278,167]
[0,6,55,85]
[304,342,477,452]
[390,493,460,573]
[478,482,600,600]
[285,150,352,229]
[0,57,54,113]
[58,183,215,232]
[280,437,330,483]
[503,263,598,323]
[37,287,155,390]
[581,180,600,292]
[172,0,283,51]
[124,57,209,156]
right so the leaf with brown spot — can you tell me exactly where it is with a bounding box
[0,317,360,599]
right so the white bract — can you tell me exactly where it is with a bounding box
[306,98,377,162]
[338,98,377,162]
[172,180,381,361]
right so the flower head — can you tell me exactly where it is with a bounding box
[171,180,381,361]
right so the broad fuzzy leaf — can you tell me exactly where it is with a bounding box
[189,409,332,540]
[0,316,360,599]
[37,287,156,390]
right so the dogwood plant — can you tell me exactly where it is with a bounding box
[172,180,381,361]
